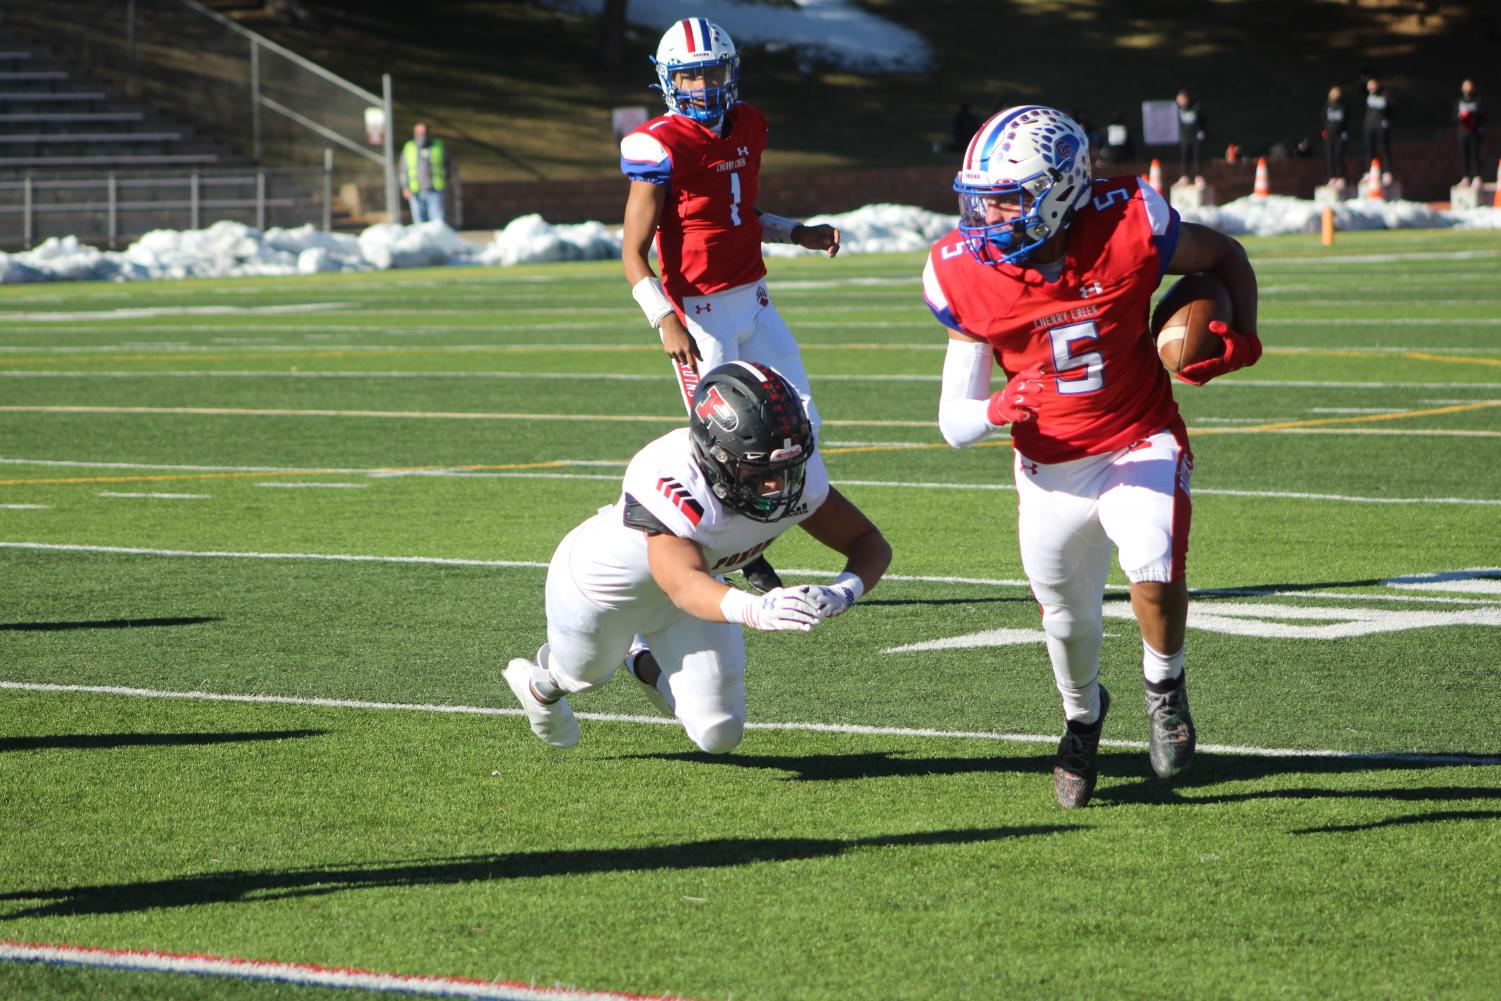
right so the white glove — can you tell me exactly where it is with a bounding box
[794,572,865,620]
[721,585,821,632]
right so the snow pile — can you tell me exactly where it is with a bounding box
[540,0,932,72]
[1,196,1497,285]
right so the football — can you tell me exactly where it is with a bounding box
[1150,272,1234,376]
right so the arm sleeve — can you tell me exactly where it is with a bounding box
[938,338,999,449]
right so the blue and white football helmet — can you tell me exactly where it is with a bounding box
[652,18,740,125]
[954,106,1092,266]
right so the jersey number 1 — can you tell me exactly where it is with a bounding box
[729,171,742,226]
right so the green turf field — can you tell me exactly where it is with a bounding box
[2,230,1499,1000]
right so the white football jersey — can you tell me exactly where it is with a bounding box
[564,428,829,610]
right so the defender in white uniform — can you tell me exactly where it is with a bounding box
[503,362,891,754]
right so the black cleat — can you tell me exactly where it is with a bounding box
[1146,672,1196,778]
[740,555,783,594]
[1053,686,1110,809]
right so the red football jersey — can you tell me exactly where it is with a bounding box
[620,104,769,302]
[923,177,1184,464]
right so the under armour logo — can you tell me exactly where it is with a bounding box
[1020,461,1039,475]
[1079,281,1104,297]
[693,303,712,314]
[737,146,750,156]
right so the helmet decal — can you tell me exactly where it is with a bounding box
[694,385,740,432]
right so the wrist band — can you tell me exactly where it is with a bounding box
[831,571,865,604]
[719,586,755,625]
[758,212,799,244]
[631,276,675,328]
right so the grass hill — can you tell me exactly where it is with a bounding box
[122,1,1501,180]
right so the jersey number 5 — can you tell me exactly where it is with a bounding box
[1048,321,1104,395]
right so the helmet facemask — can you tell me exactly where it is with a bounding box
[696,439,809,522]
[956,172,1056,266]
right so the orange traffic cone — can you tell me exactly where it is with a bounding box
[1252,157,1271,198]
[1365,159,1384,200]
[1148,158,1165,196]
[1494,158,1501,209]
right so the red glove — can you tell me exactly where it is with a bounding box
[1177,320,1262,386]
[987,367,1046,426]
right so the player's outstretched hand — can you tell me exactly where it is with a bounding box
[742,586,822,632]
[987,366,1046,427]
[659,313,700,368]
[1177,320,1262,386]
[795,223,841,258]
[788,574,864,621]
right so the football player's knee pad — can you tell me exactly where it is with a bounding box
[686,714,744,755]
[1040,607,1103,645]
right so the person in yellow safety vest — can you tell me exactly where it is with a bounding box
[400,122,454,223]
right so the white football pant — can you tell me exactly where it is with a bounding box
[536,524,748,754]
[668,279,822,432]
[1015,425,1192,723]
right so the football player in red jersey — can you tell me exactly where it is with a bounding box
[621,17,840,595]
[923,106,1262,808]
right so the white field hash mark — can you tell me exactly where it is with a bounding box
[3,681,1496,767]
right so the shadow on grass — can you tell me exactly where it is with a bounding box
[0,730,327,753]
[1290,809,1501,834]
[621,747,1498,789]
[0,824,1081,919]
[0,616,221,632]
[616,749,1055,781]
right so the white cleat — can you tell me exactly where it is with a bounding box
[503,658,580,748]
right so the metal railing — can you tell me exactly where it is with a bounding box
[0,0,398,225]
[0,152,334,249]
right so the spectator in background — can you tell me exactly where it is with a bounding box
[1098,111,1134,165]
[1175,89,1207,185]
[1362,77,1394,183]
[1456,79,1485,187]
[400,122,453,224]
[1322,85,1349,187]
[950,100,980,152]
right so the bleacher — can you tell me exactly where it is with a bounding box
[0,33,227,172]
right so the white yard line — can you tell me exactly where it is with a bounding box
[97,492,210,500]
[3,543,1499,608]
[1,303,350,322]
[0,503,48,510]
[255,482,368,489]
[2,456,1496,505]
[2,680,1495,766]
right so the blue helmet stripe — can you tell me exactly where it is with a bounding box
[974,105,1048,172]
[695,18,710,50]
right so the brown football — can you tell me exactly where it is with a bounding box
[1150,272,1234,376]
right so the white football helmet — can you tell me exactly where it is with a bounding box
[954,106,1092,266]
[653,18,740,125]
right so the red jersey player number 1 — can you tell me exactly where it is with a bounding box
[619,17,841,595]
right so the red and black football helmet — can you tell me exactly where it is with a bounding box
[689,361,813,522]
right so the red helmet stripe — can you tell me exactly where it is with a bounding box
[681,19,697,53]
